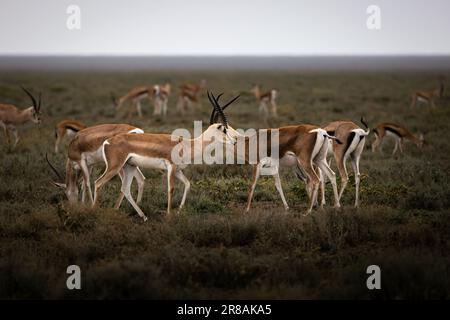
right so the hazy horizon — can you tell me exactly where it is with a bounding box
[1,0,450,56]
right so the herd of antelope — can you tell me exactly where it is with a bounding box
[0,77,445,221]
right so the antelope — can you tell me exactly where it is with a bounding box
[0,87,42,148]
[176,80,206,113]
[93,93,238,221]
[46,124,146,206]
[179,79,206,95]
[250,84,278,118]
[322,118,370,207]
[372,122,424,155]
[410,77,445,108]
[54,120,87,153]
[152,83,171,116]
[208,92,341,214]
[111,86,153,118]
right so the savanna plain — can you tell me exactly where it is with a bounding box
[0,70,449,299]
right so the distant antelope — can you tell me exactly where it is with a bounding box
[176,80,206,113]
[0,87,42,148]
[152,83,171,116]
[322,118,370,207]
[93,95,237,221]
[410,77,445,108]
[250,84,278,118]
[54,120,87,153]
[111,86,153,117]
[208,92,341,214]
[46,124,145,205]
[372,122,424,155]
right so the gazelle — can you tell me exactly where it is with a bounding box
[54,120,87,153]
[250,84,278,118]
[152,83,171,116]
[46,124,146,206]
[410,77,445,108]
[322,118,370,207]
[111,86,153,118]
[93,93,238,221]
[0,87,42,148]
[176,80,206,113]
[208,92,341,214]
[179,79,206,95]
[372,122,424,155]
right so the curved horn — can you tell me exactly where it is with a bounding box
[45,153,64,182]
[211,92,228,127]
[21,86,38,111]
[360,117,369,130]
[213,94,240,123]
[207,91,217,124]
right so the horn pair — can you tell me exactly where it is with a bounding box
[207,91,240,126]
[21,86,41,113]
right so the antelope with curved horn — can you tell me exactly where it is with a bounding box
[54,120,87,153]
[371,122,424,155]
[410,76,445,108]
[0,87,42,148]
[46,124,146,206]
[321,118,370,207]
[93,92,239,221]
[208,92,341,214]
[250,84,278,118]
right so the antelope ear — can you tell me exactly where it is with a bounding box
[50,181,66,189]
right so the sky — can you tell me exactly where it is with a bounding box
[0,0,449,56]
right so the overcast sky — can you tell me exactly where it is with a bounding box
[0,0,449,56]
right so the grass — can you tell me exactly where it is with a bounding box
[0,70,449,299]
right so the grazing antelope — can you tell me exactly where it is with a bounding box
[179,79,206,95]
[46,124,146,206]
[111,86,153,118]
[410,77,445,108]
[322,118,370,207]
[54,120,87,153]
[208,92,341,214]
[372,122,424,155]
[250,84,278,118]
[0,87,42,148]
[93,93,238,221]
[152,83,171,116]
[176,80,206,113]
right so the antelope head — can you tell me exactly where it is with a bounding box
[45,154,79,203]
[21,86,42,124]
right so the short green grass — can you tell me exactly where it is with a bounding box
[0,70,449,299]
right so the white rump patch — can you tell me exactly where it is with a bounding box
[128,128,144,134]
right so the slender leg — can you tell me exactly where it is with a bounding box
[136,100,143,117]
[8,126,19,148]
[114,168,126,209]
[317,159,340,208]
[270,100,278,117]
[121,165,148,221]
[372,135,381,153]
[162,99,168,116]
[246,164,262,212]
[273,169,289,210]
[318,168,326,207]
[399,138,404,153]
[55,131,63,153]
[351,140,365,207]
[166,164,176,214]
[79,159,94,204]
[0,121,11,146]
[299,159,320,214]
[392,138,399,155]
[175,170,190,212]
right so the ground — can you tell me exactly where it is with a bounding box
[0,70,449,299]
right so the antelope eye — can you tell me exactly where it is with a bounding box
[223,128,227,134]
